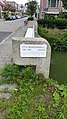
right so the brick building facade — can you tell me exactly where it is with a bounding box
[40,0,63,18]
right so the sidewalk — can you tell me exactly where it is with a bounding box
[0,18,4,22]
[0,24,28,68]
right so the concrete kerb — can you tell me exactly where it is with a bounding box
[0,84,17,99]
[0,84,17,91]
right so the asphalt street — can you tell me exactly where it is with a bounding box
[0,17,28,32]
[0,32,12,43]
[0,17,28,43]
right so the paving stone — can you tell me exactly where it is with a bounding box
[0,84,17,90]
[0,93,12,99]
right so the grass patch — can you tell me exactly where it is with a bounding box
[0,64,67,119]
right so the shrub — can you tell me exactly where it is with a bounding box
[0,65,67,119]
[56,19,67,29]
[38,26,67,51]
[28,17,34,21]
[58,12,67,19]
[0,64,21,83]
[58,13,65,19]
[3,11,9,20]
[37,19,67,29]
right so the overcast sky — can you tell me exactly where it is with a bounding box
[6,0,40,5]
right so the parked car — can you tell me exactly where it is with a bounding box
[21,15,29,18]
[15,15,21,19]
[8,15,16,20]
[23,14,28,17]
[21,15,25,18]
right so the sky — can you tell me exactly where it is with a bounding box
[6,0,40,5]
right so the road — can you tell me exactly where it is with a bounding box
[0,32,12,43]
[0,17,28,43]
[0,17,28,32]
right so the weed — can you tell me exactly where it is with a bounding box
[0,65,67,119]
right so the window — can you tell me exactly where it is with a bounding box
[57,0,59,7]
[51,0,56,7]
[48,0,50,7]
[48,0,60,8]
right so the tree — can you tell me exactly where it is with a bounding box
[25,0,37,17]
[62,0,67,9]
[3,3,16,12]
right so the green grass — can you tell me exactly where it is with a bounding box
[0,65,67,119]
[50,51,67,85]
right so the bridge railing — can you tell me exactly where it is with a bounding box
[25,25,35,38]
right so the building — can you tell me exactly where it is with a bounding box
[0,0,5,18]
[40,0,63,18]
[6,1,18,11]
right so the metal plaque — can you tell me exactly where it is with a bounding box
[20,44,47,57]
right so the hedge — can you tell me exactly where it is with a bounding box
[38,27,67,51]
[37,19,67,29]
[28,17,34,21]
